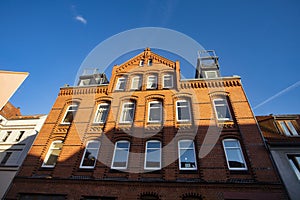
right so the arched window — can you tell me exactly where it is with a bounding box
[111,141,130,169]
[80,140,101,169]
[222,139,247,170]
[61,104,78,124]
[120,102,135,123]
[213,98,232,121]
[148,101,162,123]
[144,140,161,170]
[42,140,63,168]
[178,140,197,170]
[176,100,192,122]
[94,103,110,123]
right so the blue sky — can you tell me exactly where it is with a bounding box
[1,0,300,116]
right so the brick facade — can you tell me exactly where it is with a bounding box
[5,49,287,199]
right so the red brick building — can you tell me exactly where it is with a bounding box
[5,49,287,199]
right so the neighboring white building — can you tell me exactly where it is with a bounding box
[0,102,47,199]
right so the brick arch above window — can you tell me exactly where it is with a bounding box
[145,94,165,101]
[139,192,160,200]
[209,91,230,98]
[181,193,203,200]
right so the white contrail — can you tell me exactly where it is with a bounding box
[253,81,300,110]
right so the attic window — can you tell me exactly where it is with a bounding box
[139,60,144,66]
[148,59,153,66]
[79,79,90,86]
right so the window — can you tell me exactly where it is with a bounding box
[42,140,63,168]
[15,131,25,142]
[147,75,157,89]
[205,71,218,79]
[147,59,153,66]
[139,60,144,66]
[287,155,300,180]
[79,79,91,86]
[94,103,110,123]
[120,102,135,123]
[144,141,161,170]
[222,139,247,170]
[131,76,141,90]
[115,77,126,91]
[0,152,12,165]
[163,74,173,88]
[178,140,197,170]
[213,98,232,121]
[2,131,11,142]
[148,101,162,123]
[176,100,191,122]
[80,141,100,168]
[61,105,78,124]
[111,141,130,169]
[278,121,299,136]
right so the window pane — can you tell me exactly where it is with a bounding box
[131,77,141,90]
[179,141,193,149]
[179,149,196,169]
[116,78,126,90]
[177,101,191,121]
[163,75,173,88]
[149,102,162,122]
[145,141,161,169]
[147,76,157,89]
[121,103,135,123]
[214,99,231,120]
[286,121,299,136]
[223,139,247,170]
[226,149,246,168]
[112,141,129,169]
[62,105,78,123]
[94,104,110,123]
[43,141,63,167]
[279,121,291,136]
[288,155,300,180]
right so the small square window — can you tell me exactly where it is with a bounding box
[139,60,144,66]
[147,59,153,66]
[205,71,218,79]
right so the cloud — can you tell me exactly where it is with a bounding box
[75,15,87,24]
[253,80,300,110]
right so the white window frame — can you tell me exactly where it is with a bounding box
[42,140,63,168]
[131,76,141,90]
[178,140,197,170]
[61,104,78,124]
[287,154,300,180]
[205,71,218,79]
[148,101,162,123]
[146,75,157,89]
[279,121,299,137]
[147,59,153,66]
[115,77,126,91]
[80,140,101,169]
[111,141,130,169]
[139,60,144,66]
[222,139,247,171]
[119,102,135,123]
[93,103,110,124]
[163,74,173,88]
[176,100,192,122]
[144,140,161,170]
[213,98,232,121]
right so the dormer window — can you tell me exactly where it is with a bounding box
[148,59,153,66]
[146,75,157,89]
[79,79,91,86]
[278,121,299,137]
[115,77,126,91]
[139,60,144,66]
